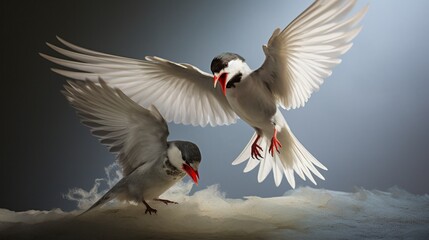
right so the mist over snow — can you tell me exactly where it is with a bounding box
[64,163,124,210]
[0,163,428,240]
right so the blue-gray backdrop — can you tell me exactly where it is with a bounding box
[2,0,428,211]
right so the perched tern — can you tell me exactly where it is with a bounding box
[63,79,201,215]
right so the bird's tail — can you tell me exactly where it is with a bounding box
[232,121,327,188]
[78,187,117,216]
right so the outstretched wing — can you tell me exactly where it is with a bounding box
[42,37,238,127]
[63,79,169,176]
[253,0,368,109]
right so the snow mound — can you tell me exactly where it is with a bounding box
[1,181,428,239]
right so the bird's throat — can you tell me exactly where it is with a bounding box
[219,73,227,96]
[226,73,242,89]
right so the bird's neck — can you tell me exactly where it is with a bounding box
[226,59,252,78]
[227,63,251,88]
[238,62,252,77]
[166,143,183,171]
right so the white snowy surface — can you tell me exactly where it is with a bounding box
[1,180,428,240]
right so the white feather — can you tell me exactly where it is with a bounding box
[243,158,260,173]
[42,37,238,127]
[62,79,169,176]
[257,139,272,182]
[231,133,256,165]
[255,0,368,110]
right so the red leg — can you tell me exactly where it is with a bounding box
[251,135,263,160]
[269,128,282,157]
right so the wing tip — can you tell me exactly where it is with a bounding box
[56,35,67,45]
[50,68,69,76]
[39,52,50,60]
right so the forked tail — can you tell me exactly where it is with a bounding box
[232,123,327,188]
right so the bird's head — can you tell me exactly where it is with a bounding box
[211,52,250,96]
[167,141,201,185]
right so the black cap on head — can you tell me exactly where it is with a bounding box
[173,141,202,164]
[210,52,245,74]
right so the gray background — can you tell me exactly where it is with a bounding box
[2,0,428,211]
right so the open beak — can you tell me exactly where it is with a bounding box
[182,163,199,185]
[213,74,227,96]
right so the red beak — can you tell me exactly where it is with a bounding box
[182,164,199,185]
[213,74,227,96]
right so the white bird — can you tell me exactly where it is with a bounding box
[63,79,201,215]
[42,0,367,188]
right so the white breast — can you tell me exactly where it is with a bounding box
[226,75,277,130]
[120,158,184,202]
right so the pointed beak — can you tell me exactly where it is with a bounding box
[182,163,199,185]
[213,75,219,88]
[213,74,227,96]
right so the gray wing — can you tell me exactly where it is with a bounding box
[41,37,238,127]
[253,0,368,109]
[63,79,169,176]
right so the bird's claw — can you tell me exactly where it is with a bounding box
[269,135,282,157]
[145,207,158,215]
[251,135,263,160]
[251,142,263,160]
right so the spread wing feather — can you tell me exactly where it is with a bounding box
[254,0,368,109]
[42,37,238,127]
[63,79,169,176]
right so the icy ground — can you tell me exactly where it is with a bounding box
[1,181,428,240]
[1,164,428,239]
